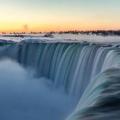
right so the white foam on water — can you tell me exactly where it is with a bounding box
[0,59,76,120]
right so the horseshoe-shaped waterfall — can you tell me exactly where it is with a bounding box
[0,41,120,120]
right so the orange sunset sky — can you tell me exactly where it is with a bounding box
[0,0,120,32]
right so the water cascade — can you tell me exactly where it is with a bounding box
[0,42,120,120]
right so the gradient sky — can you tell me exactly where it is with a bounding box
[0,0,120,32]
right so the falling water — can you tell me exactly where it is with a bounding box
[0,41,120,120]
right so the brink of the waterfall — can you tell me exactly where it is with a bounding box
[0,39,120,120]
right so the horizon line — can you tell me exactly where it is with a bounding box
[1,29,120,34]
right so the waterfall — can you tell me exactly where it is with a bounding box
[0,42,120,120]
[67,68,120,120]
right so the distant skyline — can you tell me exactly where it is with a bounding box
[0,0,120,32]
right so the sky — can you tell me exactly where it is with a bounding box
[0,0,120,32]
